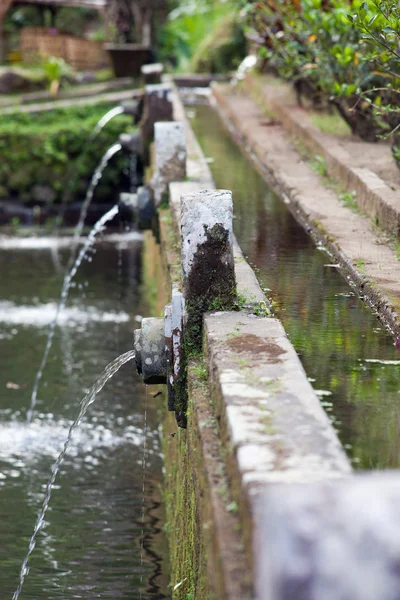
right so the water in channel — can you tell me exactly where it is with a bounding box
[190,103,400,470]
[0,232,169,598]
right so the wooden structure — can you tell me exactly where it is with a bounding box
[0,0,168,62]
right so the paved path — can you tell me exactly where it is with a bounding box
[0,88,141,114]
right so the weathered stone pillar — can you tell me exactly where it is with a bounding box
[153,122,186,205]
[139,83,173,159]
[254,474,400,600]
[181,189,236,349]
[141,63,163,85]
[119,186,154,230]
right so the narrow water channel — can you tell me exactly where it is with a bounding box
[0,234,169,598]
[190,103,400,470]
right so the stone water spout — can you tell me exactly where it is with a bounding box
[119,131,143,156]
[133,189,236,427]
[119,187,154,230]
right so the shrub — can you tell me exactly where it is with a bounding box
[347,0,400,160]
[250,0,400,146]
[0,104,132,204]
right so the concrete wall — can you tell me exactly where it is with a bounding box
[138,82,358,599]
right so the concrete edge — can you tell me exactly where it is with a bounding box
[203,312,351,568]
[187,362,253,600]
[244,73,400,239]
[211,81,400,339]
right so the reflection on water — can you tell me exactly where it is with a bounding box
[191,104,400,470]
[0,235,169,598]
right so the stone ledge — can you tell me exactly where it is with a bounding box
[153,79,400,600]
[253,473,400,600]
[244,73,400,239]
[203,311,351,562]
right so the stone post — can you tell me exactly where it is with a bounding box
[119,187,154,230]
[139,83,173,160]
[141,63,163,85]
[181,189,236,349]
[254,474,400,600]
[153,122,186,205]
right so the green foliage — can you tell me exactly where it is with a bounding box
[54,7,100,36]
[4,6,43,33]
[339,190,359,211]
[0,104,132,203]
[310,155,328,177]
[159,0,246,72]
[190,12,246,73]
[250,0,400,150]
[41,56,72,97]
[347,0,400,162]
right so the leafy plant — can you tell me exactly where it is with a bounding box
[250,0,400,147]
[0,103,132,203]
[41,56,72,98]
[347,0,400,162]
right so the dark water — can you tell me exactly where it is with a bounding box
[0,232,169,598]
[191,104,400,470]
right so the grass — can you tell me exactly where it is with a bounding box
[310,111,352,136]
[294,140,361,215]
[354,258,366,273]
[339,190,359,212]
[310,154,328,177]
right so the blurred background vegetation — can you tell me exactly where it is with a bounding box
[158,0,248,73]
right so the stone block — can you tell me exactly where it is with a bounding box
[141,63,163,85]
[153,122,186,205]
[181,189,236,348]
[140,83,173,155]
[254,474,400,600]
[134,317,166,384]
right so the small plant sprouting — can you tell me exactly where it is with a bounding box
[354,258,366,273]
[310,155,328,178]
[9,216,21,234]
[193,361,208,382]
[226,501,238,513]
[339,190,358,212]
[254,301,272,317]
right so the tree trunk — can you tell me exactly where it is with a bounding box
[132,5,153,45]
[0,0,12,62]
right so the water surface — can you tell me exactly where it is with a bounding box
[0,232,169,598]
[191,104,400,470]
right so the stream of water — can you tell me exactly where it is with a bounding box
[14,350,136,600]
[190,103,400,470]
[68,143,122,259]
[90,107,125,141]
[0,232,169,598]
[27,205,120,423]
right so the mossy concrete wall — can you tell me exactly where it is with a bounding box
[141,217,251,600]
